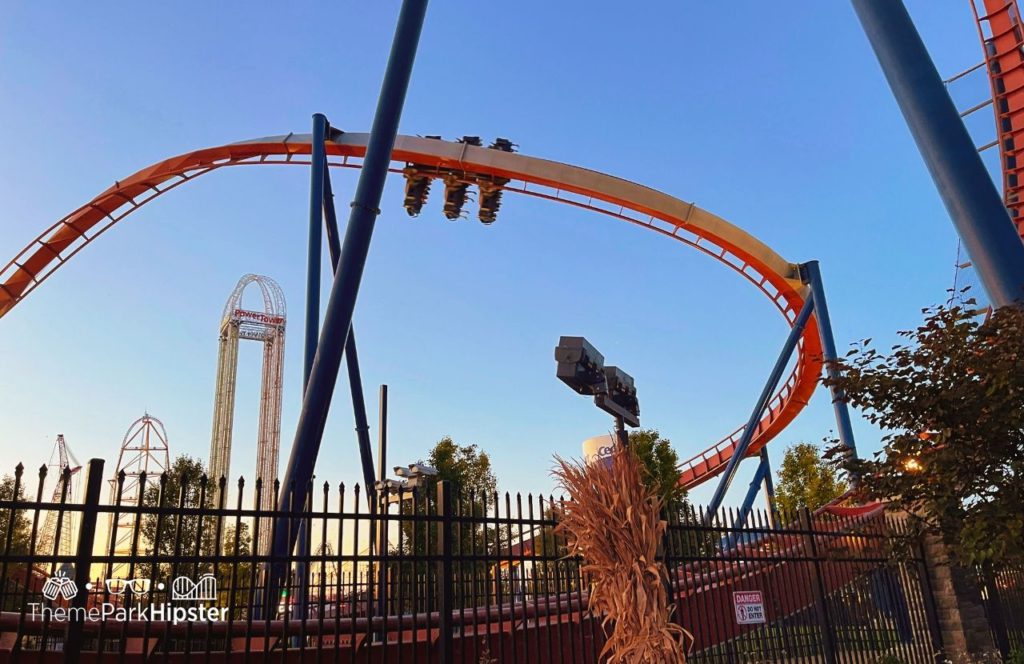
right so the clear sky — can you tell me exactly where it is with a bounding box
[0,2,999,507]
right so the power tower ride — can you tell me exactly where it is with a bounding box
[37,434,82,557]
[108,414,170,578]
[208,274,286,550]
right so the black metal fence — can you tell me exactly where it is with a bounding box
[666,504,941,664]
[980,564,1024,656]
[0,458,951,663]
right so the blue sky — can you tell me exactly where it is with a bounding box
[0,2,997,506]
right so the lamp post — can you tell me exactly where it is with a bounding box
[372,462,438,636]
[375,463,439,501]
[554,336,640,448]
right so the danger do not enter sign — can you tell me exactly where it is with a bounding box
[733,590,766,624]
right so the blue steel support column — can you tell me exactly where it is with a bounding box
[851,0,1024,308]
[293,113,328,626]
[304,113,328,385]
[269,0,428,597]
[323,166,377,496]
[735,454,771,530]
[705,295,815,519]
[722,452,773,549]
[801,261,858,460]
[325,165,383,639]
[760,447,778,527]
[729,449,779,543]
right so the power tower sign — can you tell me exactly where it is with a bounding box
[733,590,766,625]
[208,274,286,553]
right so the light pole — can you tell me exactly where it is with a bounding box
[372,462,438,636]
[554,336,640,448]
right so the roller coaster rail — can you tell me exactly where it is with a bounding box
[0,131,840,496]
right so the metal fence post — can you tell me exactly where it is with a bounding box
[800,508,838,664]
[913,533,945,657]
[64,458,104,659]
[436,480,454,664]
[981,565,1011,658]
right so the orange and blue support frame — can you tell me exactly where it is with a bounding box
[710,261,857,529]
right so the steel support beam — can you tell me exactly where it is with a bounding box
[736,453,771,529]
[801,261,858,460]
[296,129,381,624]
[293,112,328,626]
[852,0,1024,307]
[760,447,778,527]
[706,295,815,519]
[304,113,328,386]
[721,451,774,549]
[269,0,428,600]
[324,159,382,637]
[323,167,377,497]
[717,262,856,524]
[377,385,388,489]
[710,262,857,518]
[375,384,389,636]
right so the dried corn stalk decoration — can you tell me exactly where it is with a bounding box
[553,447,692,663]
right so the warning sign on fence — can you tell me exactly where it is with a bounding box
[733,590,766,624]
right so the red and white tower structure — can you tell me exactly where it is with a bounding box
[208,274,286,545]
[108,414,170,578]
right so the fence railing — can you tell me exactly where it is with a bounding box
[0,457,953,663]
[980,564,1024,656]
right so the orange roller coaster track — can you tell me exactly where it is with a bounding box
[973,0,1024,231]
[0,132,822,489]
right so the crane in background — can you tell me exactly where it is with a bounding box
[37,434,81,557]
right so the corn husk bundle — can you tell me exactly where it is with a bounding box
[553,447,691,663]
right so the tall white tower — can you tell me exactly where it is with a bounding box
[208,274,286,549]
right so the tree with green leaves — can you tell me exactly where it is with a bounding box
[0,472,33,609]
[824,299,1024,568]
[217,522,252,614]
[394,437,498,549]
[139,454,216,577]
[627,429,688,506]
[422,436,498,498]
[774,442,848,516]
[391,437,499,609]
[622,429,712,556]
[0,473,31,559]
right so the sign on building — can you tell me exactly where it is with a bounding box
[733,590,766,624]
